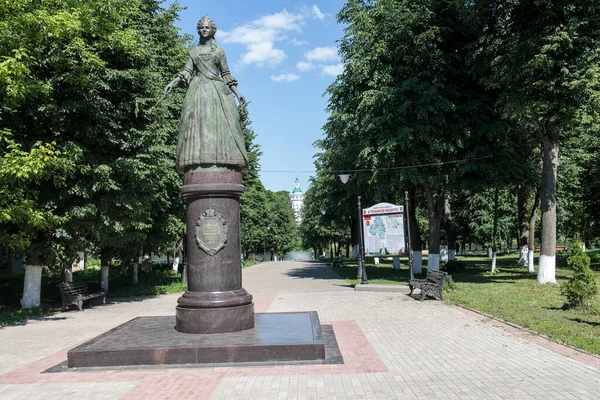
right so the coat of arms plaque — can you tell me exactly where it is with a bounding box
[195,209,228,256]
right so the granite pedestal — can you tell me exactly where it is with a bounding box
[176,169,254,334]
[67,312,326,368]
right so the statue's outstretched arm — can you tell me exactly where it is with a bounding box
[164,55,194,96]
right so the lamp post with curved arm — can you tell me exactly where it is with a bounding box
[338,173,368,284]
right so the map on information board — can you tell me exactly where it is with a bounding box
[362,203,405,256]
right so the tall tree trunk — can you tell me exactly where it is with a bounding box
[491,188,499,274]
[120,260,128,277]
[444,197,457,261]
[517,185,530,266]
[132,251,139,285]
[538,128,558,284]
[21,264,43,309]
[409,191,423,273]
[424,184,444,271]
[100,248,111,292]
[528,188,540,273]
[63,262,73,283]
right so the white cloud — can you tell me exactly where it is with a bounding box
[219,9,307,67]
[257,10,304,31]
[241,42,286,66]
[271,73,301,83]
[321,63,344,76]
[312,5,326,20]
[305,46,339,62]
[297,61,315,71]
[291,38,308,46]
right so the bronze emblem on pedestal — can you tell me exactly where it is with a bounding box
[195,209,228,256]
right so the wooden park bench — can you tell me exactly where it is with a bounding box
[59,281,106,311]
[408,269,448,301]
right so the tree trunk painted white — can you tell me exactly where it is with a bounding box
[101,266,109,292]
[428,253,440,270]
[491,251,497,274]
[582,242,586,251]
[181,263,188,284]
[517,185,530,267]
[528,250,535,273]
[538,255,556,283]
[538,129,558,284]
[528,189,539,274]
[487,247,492,258]
[408,191,423,273]
[133,259,139,285]
[448,249,456,261]
[519,245,528,267]
[172,256,180,272]
[21,265,43,309]
[443,197,457,263]
[440,245,448,263]
[63,265,73,283]
[424,184,443,273]
[413,251,423,274]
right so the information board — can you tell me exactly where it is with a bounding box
[362,203,405,256]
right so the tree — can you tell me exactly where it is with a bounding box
[473,0,600,283]
[321,0,507,271]
[0,131,78,308]
[1,0,189,295]
[265,191,298,260]
[561,241,598,309]
[239,103,270,260]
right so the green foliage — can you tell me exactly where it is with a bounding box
[239,103,270,257]
[0,0,189,264]
[266,191,299,258]
[0,130,78,263]
[454,188,515,248]
[561,242,598,309]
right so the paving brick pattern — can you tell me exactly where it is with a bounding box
[1,261,599,399]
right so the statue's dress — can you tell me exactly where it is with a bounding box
[175,45,248,173]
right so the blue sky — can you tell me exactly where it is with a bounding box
[164,0,346,193]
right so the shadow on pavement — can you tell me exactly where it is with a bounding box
[285,264,346,281]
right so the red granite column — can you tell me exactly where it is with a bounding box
[175,170,254,333]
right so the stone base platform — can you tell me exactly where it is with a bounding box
[67,312,326,368]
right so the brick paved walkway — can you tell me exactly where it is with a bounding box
[1,261,599,399]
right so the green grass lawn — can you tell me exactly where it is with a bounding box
[334,251,600,355]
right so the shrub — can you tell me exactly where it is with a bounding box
[561,242,598,310]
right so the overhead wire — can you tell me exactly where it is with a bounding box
[257,155,493,174]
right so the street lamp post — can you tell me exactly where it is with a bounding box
[339,174,368,284]
[329,224,333,260]
[405,191,414,281]
[263,225,270,262]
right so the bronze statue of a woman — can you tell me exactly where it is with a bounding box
[165,15,249,174]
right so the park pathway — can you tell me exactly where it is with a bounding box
[242,261,352,293]
[0,261,599,399]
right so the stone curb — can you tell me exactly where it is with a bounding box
[354,283,409,293]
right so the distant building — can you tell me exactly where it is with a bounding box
[289,177,304,224]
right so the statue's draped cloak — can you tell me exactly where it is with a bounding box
[176,46,249,173]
